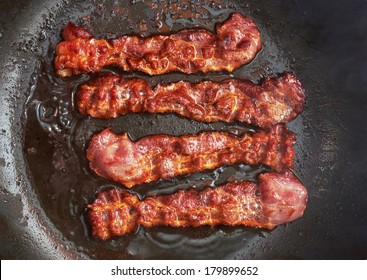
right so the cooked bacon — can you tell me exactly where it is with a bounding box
[88,171,307,240]
[55,13,261,77]
[86,125,295,188]
[77,72,304,128]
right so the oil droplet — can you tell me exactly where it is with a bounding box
[259,231,267,238]
[39,31,46,42]
[39,104,57,121]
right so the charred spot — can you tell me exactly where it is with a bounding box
[255,189,262,197]
[222,34,237,50]
[129,207,137,216]
[224,35,233,45]
[237,39,251,50]
[171,141,183,153]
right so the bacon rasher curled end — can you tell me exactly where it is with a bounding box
[88,171,308,240]
[77,72,305,128]
[55,13,261,77]
[86,124,296,188]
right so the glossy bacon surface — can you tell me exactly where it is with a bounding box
[86,125,295,188]
[77,72,305,128]
[88,171,308,240]
[55,13,261,77]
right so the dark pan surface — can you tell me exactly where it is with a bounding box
[0,0,366,259]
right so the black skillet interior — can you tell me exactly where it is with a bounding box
[0,0,366,259]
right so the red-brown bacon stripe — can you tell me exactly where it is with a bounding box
[88,171,308,240]
[77,72,305,128]
[55,13,261,77]
[86,125,295,188]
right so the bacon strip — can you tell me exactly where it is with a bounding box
[77,72,304,128]
[86,125,295,188]
[55,13,261,77]
[88,171,307,240]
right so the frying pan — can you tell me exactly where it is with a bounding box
[1,0,367,259]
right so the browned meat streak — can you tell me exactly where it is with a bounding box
[86,125,296,188]
[88,172,307,240]
[55,13,261,77]
[77,73,305,128]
